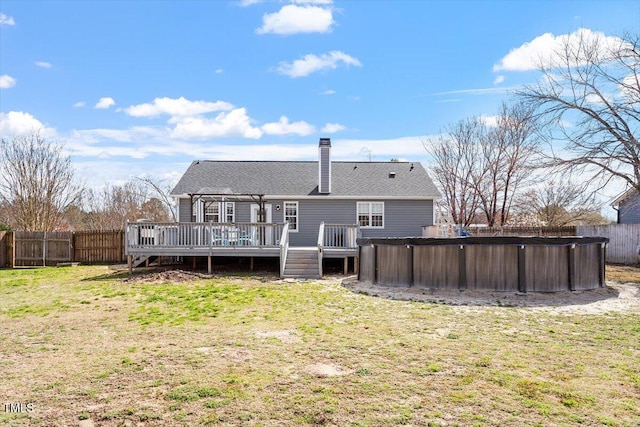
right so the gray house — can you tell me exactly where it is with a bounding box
[613,188,640,224]
[125,138,441,278]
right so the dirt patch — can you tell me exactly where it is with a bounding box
[121,269,212,284]
[342,277,640,314]
[304,363,352,378]
[255,329,302,343]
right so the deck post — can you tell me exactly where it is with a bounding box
[208,255,212,274]
[128,255,132,275]
[343,257,348,275]
[354,256,359,275]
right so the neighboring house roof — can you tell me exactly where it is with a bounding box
[171,160,441,198]
[612,187,640,206]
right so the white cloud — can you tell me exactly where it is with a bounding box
[215,69,224,74]
[493,28,626,72]
[0,13,15,26]
[71,127,165,144]
[493,75,505,85]
[0,74,16,89]
[262,116,315,136]
[291,0,333,4]
[479,115,499,127]
[170,108,263,139]
[256,4,334,35]
[125,96,233,118]
[0,111,56,137]
[431,86,515,96]
[320,89,336,95]
[73,101,86,108]
[620,73,639,100]
[321,123,345,133]
[95,97,116,109]
[35,61,52,69]
[277,50,361,78]
[239,0,263,6]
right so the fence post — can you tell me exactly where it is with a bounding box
[43,231,47,267]
[71,232,76,262]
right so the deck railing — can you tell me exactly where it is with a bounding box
[317,223,360,276]
[319,223,360,249]
[125,221,285,252]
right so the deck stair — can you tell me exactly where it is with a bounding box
[282,247,320,279]
[131,255,156,268]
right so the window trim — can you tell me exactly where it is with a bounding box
[202,201,235,223]
[224,201,235,223]
[357,201,385,229]
[283,201,299,232]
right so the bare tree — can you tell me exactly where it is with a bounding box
[471,102,541,226]
[0,132,84,231]
[134,176,177,222]
[515,179,606,226]
[424,118,483,226]
[518,30,640,194]
[76,180,172,230]
[425,102,540,227]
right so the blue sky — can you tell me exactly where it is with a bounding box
[0,0,638,209]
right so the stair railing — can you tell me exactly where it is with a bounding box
[317,222,325,277]
[279,222,290,278]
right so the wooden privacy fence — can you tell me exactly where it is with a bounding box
[13,231,72,267]
[466,226,577,237]
[577,224,640,264]
[0,230,126,268]
[0,231,11,268]
[73,230,125,264]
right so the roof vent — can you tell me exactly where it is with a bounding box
[389,172,396,178]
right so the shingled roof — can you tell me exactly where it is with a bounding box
[171,160,440,198]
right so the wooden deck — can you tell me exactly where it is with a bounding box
[125,221,360,277]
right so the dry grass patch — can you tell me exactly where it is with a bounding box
[0,265,638,426]
[607,263,640,284]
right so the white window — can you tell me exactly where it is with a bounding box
[204,201,235,223]
[205,202,220,222]
[224,202,235,223]
[357,202,384,228]
[284,201,299,231]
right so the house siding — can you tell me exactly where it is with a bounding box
[283,199,434,246]
[177,197,434,246]
[178,198,192,222]
[619,191,640,224]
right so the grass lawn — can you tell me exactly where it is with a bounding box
[0,265,639,426]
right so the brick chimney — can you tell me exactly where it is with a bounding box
[318,138,331,194]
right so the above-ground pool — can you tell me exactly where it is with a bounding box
[357,236,609,292]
